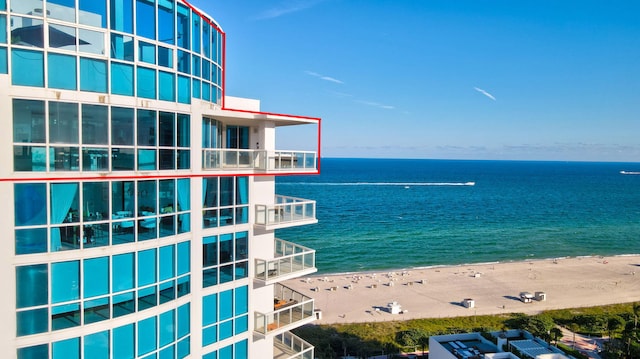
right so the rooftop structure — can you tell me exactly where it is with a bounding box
[429,330,569,359]
[0,0,320,358]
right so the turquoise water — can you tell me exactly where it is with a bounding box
[276,158,640,274]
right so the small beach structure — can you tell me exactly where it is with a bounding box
[520,292,534,303]
[535,291,546,301]
[388,301,402,314]
[462,298,475,308]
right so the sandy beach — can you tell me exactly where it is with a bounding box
[283,255,640,324]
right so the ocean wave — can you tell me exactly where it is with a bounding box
[278,181,476,187]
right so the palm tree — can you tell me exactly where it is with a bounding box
[608,315,625,340]
[634,302,640,328]
[550,327,563,346]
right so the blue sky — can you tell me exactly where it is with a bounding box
[192,0,640,162]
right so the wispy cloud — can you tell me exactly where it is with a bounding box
[355,100,395,110]
[255,0,325,20]
[474,87,496,101]
[305,71,344,84]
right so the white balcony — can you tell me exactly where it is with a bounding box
[255,195,317,230]
[255,239,317,285]
[254,284,315,337]
[202,149,317,173]
[274,331,315,359]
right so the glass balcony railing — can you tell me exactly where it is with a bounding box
[254,284,315,336]
[274,331,315,359]
[255,239,316,283]
[202,149,317,172]
[255,195,317,230]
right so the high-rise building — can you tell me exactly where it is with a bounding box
[0,1,320,358]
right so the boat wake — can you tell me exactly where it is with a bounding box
[620,171,640,175]
[279,182,476,187]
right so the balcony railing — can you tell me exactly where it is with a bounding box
[255,239,317,284]
[274,331,315,359]
[254,284,315,336]
[255,195,317,230]
[202,149,317,172]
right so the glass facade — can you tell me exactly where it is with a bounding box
[4,1,319,359]
[3,0,223,103]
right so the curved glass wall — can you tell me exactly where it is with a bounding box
[2,0,223,104]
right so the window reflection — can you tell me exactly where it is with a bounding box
[48,0,77,22]
[79,0,107,28]
[11,0,44,16]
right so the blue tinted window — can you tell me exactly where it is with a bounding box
[138,316,157,356]
[191,15,200,53]
[15,228,47,254]
[138,248,157,286]
[177,240,190,275]
[202,24,210,58]
[111,34,134,60]
[202,293,217,325]
[176,4,189,49]
[111,62,134,96]
[113,324,134,359]
[159,245,175,280]
[12,49,44,87]
[52,260,79,303]
[202,82,210,102]
[110,0,133,33]
[159,71,175,101]
[177,338,190,358]
[235,286,248,315]
[0,0,5,11]
[159,346,174,359]
[192,79,200,99]
[14,183,47,226]
[202,325,217,346]
[137,66,156,99]
[84,297,110,324]
[177,50,189,74]
[0,47,6,74]
[79,0,107,27]
[177,303,190,338]
[51,303,80,331]
[139,41,155,64]
[49,0,76,22]
[84,256,109,298]
[192,56,200,76]
[136,0,156,40]
[219,289,232,320]
[202,60,210,81]
[219,345,232,359]
[235,315,248,335]
[219,320,232,341]
[158,0,174,44]
[84,331,109,359]
[17,309,48,336]
[203,350,217,359]
[158,46,172,67]
[17,344,49,359]
[235,339,248,359]
[80,58,107,93]
[160,310,175,346]
[113,253,134,291]
[138,148,156,170]
[178,75,190,104]
[16,264,48,308]
[113,291,135,317]
[48,53,77,90]
[53,338,80,359]
[0,15,6,43]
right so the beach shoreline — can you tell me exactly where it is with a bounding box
[284,254,640,325]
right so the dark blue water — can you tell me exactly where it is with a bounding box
[276,158,640,274]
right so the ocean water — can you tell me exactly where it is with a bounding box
[276,158,640,274]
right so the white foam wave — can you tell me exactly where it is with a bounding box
[279,181,476,187]
[620,171,640,175]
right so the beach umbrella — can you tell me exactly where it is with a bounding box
[11,25,90,48]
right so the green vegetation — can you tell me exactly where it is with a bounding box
[292,302,640,358]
